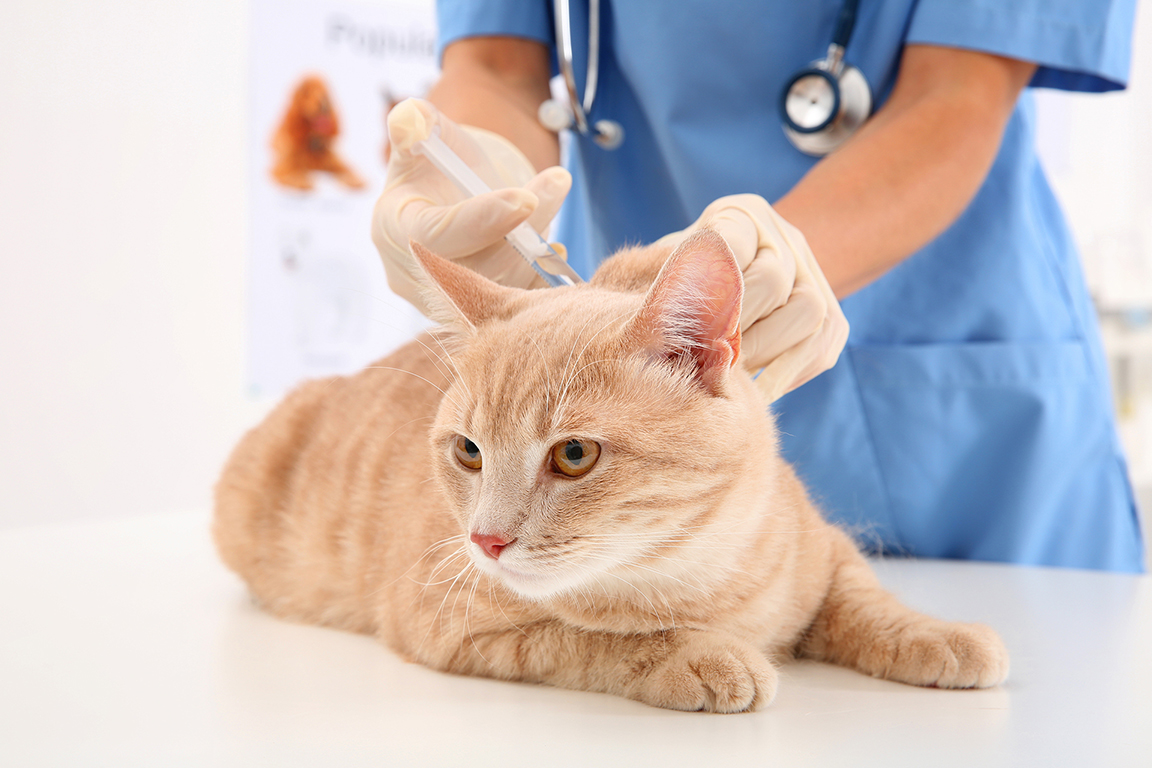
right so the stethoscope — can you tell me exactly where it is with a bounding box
[538,0,625,150]
[537,0,872,157]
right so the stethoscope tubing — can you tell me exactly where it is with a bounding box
[545,0,624,149]
[554,0,594,135]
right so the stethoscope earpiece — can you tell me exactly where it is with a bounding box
[538,99,574,133]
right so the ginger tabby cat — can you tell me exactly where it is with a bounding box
[214,230,1008,712]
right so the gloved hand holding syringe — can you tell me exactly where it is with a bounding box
[412,130,583,288]
[373,98,577,312]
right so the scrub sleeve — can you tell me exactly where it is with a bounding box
[435,0,1144,572]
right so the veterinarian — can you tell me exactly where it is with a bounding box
[372,0,1144,572]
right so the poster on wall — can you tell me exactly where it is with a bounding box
[248,0,437,397]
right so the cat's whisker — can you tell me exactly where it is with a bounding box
[643,553,762,579]
[384,327,454,377]
[618,570,681,642]
[556,310,631,391]
[526,334,556,413]
[422,533,468,551]
[579,547,713,598]
[580,517,813,579]
[410,558,475,660]
[420,548,470,585]
[573,526,759,550]
[488,580,528,637]
[424,329,475,404]
[559,579,599,615]
[361,365,455,400]
[554,308,634,419]
[572,523,753,539]
[339,314,470,433]
[413,560,471,589]
[575,533,749,547]
[565,357,620,383]
[400,550,469,622]
[462,572,495,667]
[574,583,598,614]
[451,561,481,630]
[369,534,466,596]
[411,335,459,389]
[421,560,477,657]
[590,566,673,636]
[407,567,469,590]
[579,541,725,598]
[626,558,714,594]
[378,415,435,446]
[556,311,609,401]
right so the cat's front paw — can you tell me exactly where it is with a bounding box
[883,621,1009,689]
[638,632,777,713]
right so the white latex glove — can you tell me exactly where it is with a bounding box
[372,98,572,314]
[656,194,850,403]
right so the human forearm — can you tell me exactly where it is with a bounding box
[429,37,560,171]
[774,45,1036,298]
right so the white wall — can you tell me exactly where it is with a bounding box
[1036,5,1152,310]
[0,0,268,528]
[2,0,1151,531]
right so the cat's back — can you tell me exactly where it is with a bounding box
[213,333,454,632]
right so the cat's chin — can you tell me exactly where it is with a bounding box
[475,559,583,601]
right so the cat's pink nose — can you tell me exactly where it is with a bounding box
[470,531,515,560]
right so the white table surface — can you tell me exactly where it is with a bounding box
[1,511,1149,768]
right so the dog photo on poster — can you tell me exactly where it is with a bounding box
[248,0,437,397]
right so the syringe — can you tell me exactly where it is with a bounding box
[412,130,584,288]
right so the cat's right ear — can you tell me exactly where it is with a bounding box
[408,240,523,331]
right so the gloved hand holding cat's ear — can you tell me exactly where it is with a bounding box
[655,195,849,403]
[372,98,572,314]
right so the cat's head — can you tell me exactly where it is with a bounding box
[413,232,777,601]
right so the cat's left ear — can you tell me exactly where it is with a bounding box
[625,228,743,395]
[408,240,524,331]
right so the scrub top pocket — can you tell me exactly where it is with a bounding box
[846,341,1142,571]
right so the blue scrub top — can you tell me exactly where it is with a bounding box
[438,0,1144,572]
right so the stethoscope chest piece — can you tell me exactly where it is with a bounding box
[780,0,872,156]
[781,57,871,156]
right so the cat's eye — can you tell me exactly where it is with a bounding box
[550,439,601,478]
[453,436,482,470]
